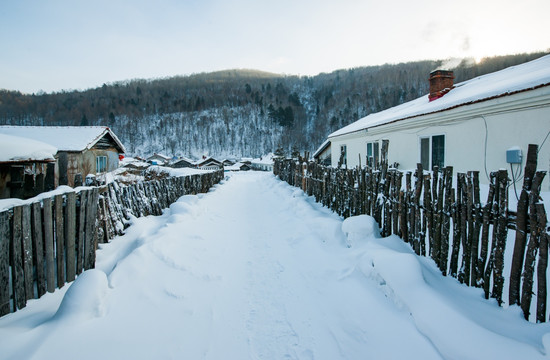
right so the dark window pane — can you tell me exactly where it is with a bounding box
[432,135,445,169]
[420,138,429,170]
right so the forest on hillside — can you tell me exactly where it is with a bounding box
[0,52,547,158]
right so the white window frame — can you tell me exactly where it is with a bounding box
[96,156,107,174]
[340,145,347,166]
[419,134,445,171]
[366,141,380,167]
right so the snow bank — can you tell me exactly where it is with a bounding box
[341,214,380,247]
[343,214,550,359]
[54,269,109,322]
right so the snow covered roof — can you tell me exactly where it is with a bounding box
[0,133,57,163]
[313,140,331,158]
[146,153,171,161]
[196,156,222,166]
[330,54,550,138]
[0,126,126,153]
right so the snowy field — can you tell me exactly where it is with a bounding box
[1,172,550,359]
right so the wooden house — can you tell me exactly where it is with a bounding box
[325,55,550,190]
[171,157,196,169]
[0,134,57,199]
[313,140,331,166]
[196,157,223,170]
[0,126,126,188]
[146,153,172,165]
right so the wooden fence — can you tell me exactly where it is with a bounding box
[0,170,223,317]
[274,143,549,322]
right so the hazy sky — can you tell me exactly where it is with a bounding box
[1,0,548,93]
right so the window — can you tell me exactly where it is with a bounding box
[96,156,107,173]
[420,135,445,170]
[366,141,379,167]
[432,135,445,169]
[340,145,347,166]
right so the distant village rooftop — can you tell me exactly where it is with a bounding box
[329,54,550,138]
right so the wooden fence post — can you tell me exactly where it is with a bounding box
[21,204,33,301]
[54,194,65,288]
[492,169,509,306]
[0,211,11,315]
[509,144,538,306]
[65,192,76,282]
[31,202,46,297]
[520,171,547,320]
[440,166,453,274]
[11,206,25,310]
[536,204,548,323]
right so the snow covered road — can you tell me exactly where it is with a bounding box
[1,172,550,359]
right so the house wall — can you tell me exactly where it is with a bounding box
[59,147,120,187]
[0,162,54,199]
[329,87,550,190]
[316,147,332,166]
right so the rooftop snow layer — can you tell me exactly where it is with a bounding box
[0,133,57,162]
[0,126,126,153]
[330,54,550,138]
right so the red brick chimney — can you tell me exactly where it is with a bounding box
[429,70,455,101]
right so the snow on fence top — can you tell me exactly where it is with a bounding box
[0,133,57,163]
[330,54,550,137]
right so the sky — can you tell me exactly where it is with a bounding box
[0,0,549,94]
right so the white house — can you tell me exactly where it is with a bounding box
[326,55,550,190]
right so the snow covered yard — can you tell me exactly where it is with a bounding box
[1,171,550,359]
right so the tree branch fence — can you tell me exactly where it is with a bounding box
[0,170,223,317]
[274,143,549,322]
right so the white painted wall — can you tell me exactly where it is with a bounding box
[329,87,550,191]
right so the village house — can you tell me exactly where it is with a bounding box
[323,55,550,190]
[0,134,57,199]
[171,156,196,169]
[146,153,172,165]
[313,140,331,166]
[196,157,223,170]
[0,126,126,188]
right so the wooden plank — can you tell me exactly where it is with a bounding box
[423,175,433,258]
[31,202,46,297]
[492,170,509,306]
[77,191,87,274]
[21,204,34,300]
[11,206,26,310]
[54,194,65,288]
[481,173,496,298]
[84,188,99,270]
[536,204,548,323]
[413,164,423,256]
[457,173,470,285]
[0,211,11,315]
[471,171,483,287]
[449,188,460,278]
[509,144,538,306]
[520,171,546,319]
[65,192,76,282]
[440,167,453,274]
[43,198,55,293]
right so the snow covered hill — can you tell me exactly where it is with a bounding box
[1,172,549,359]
